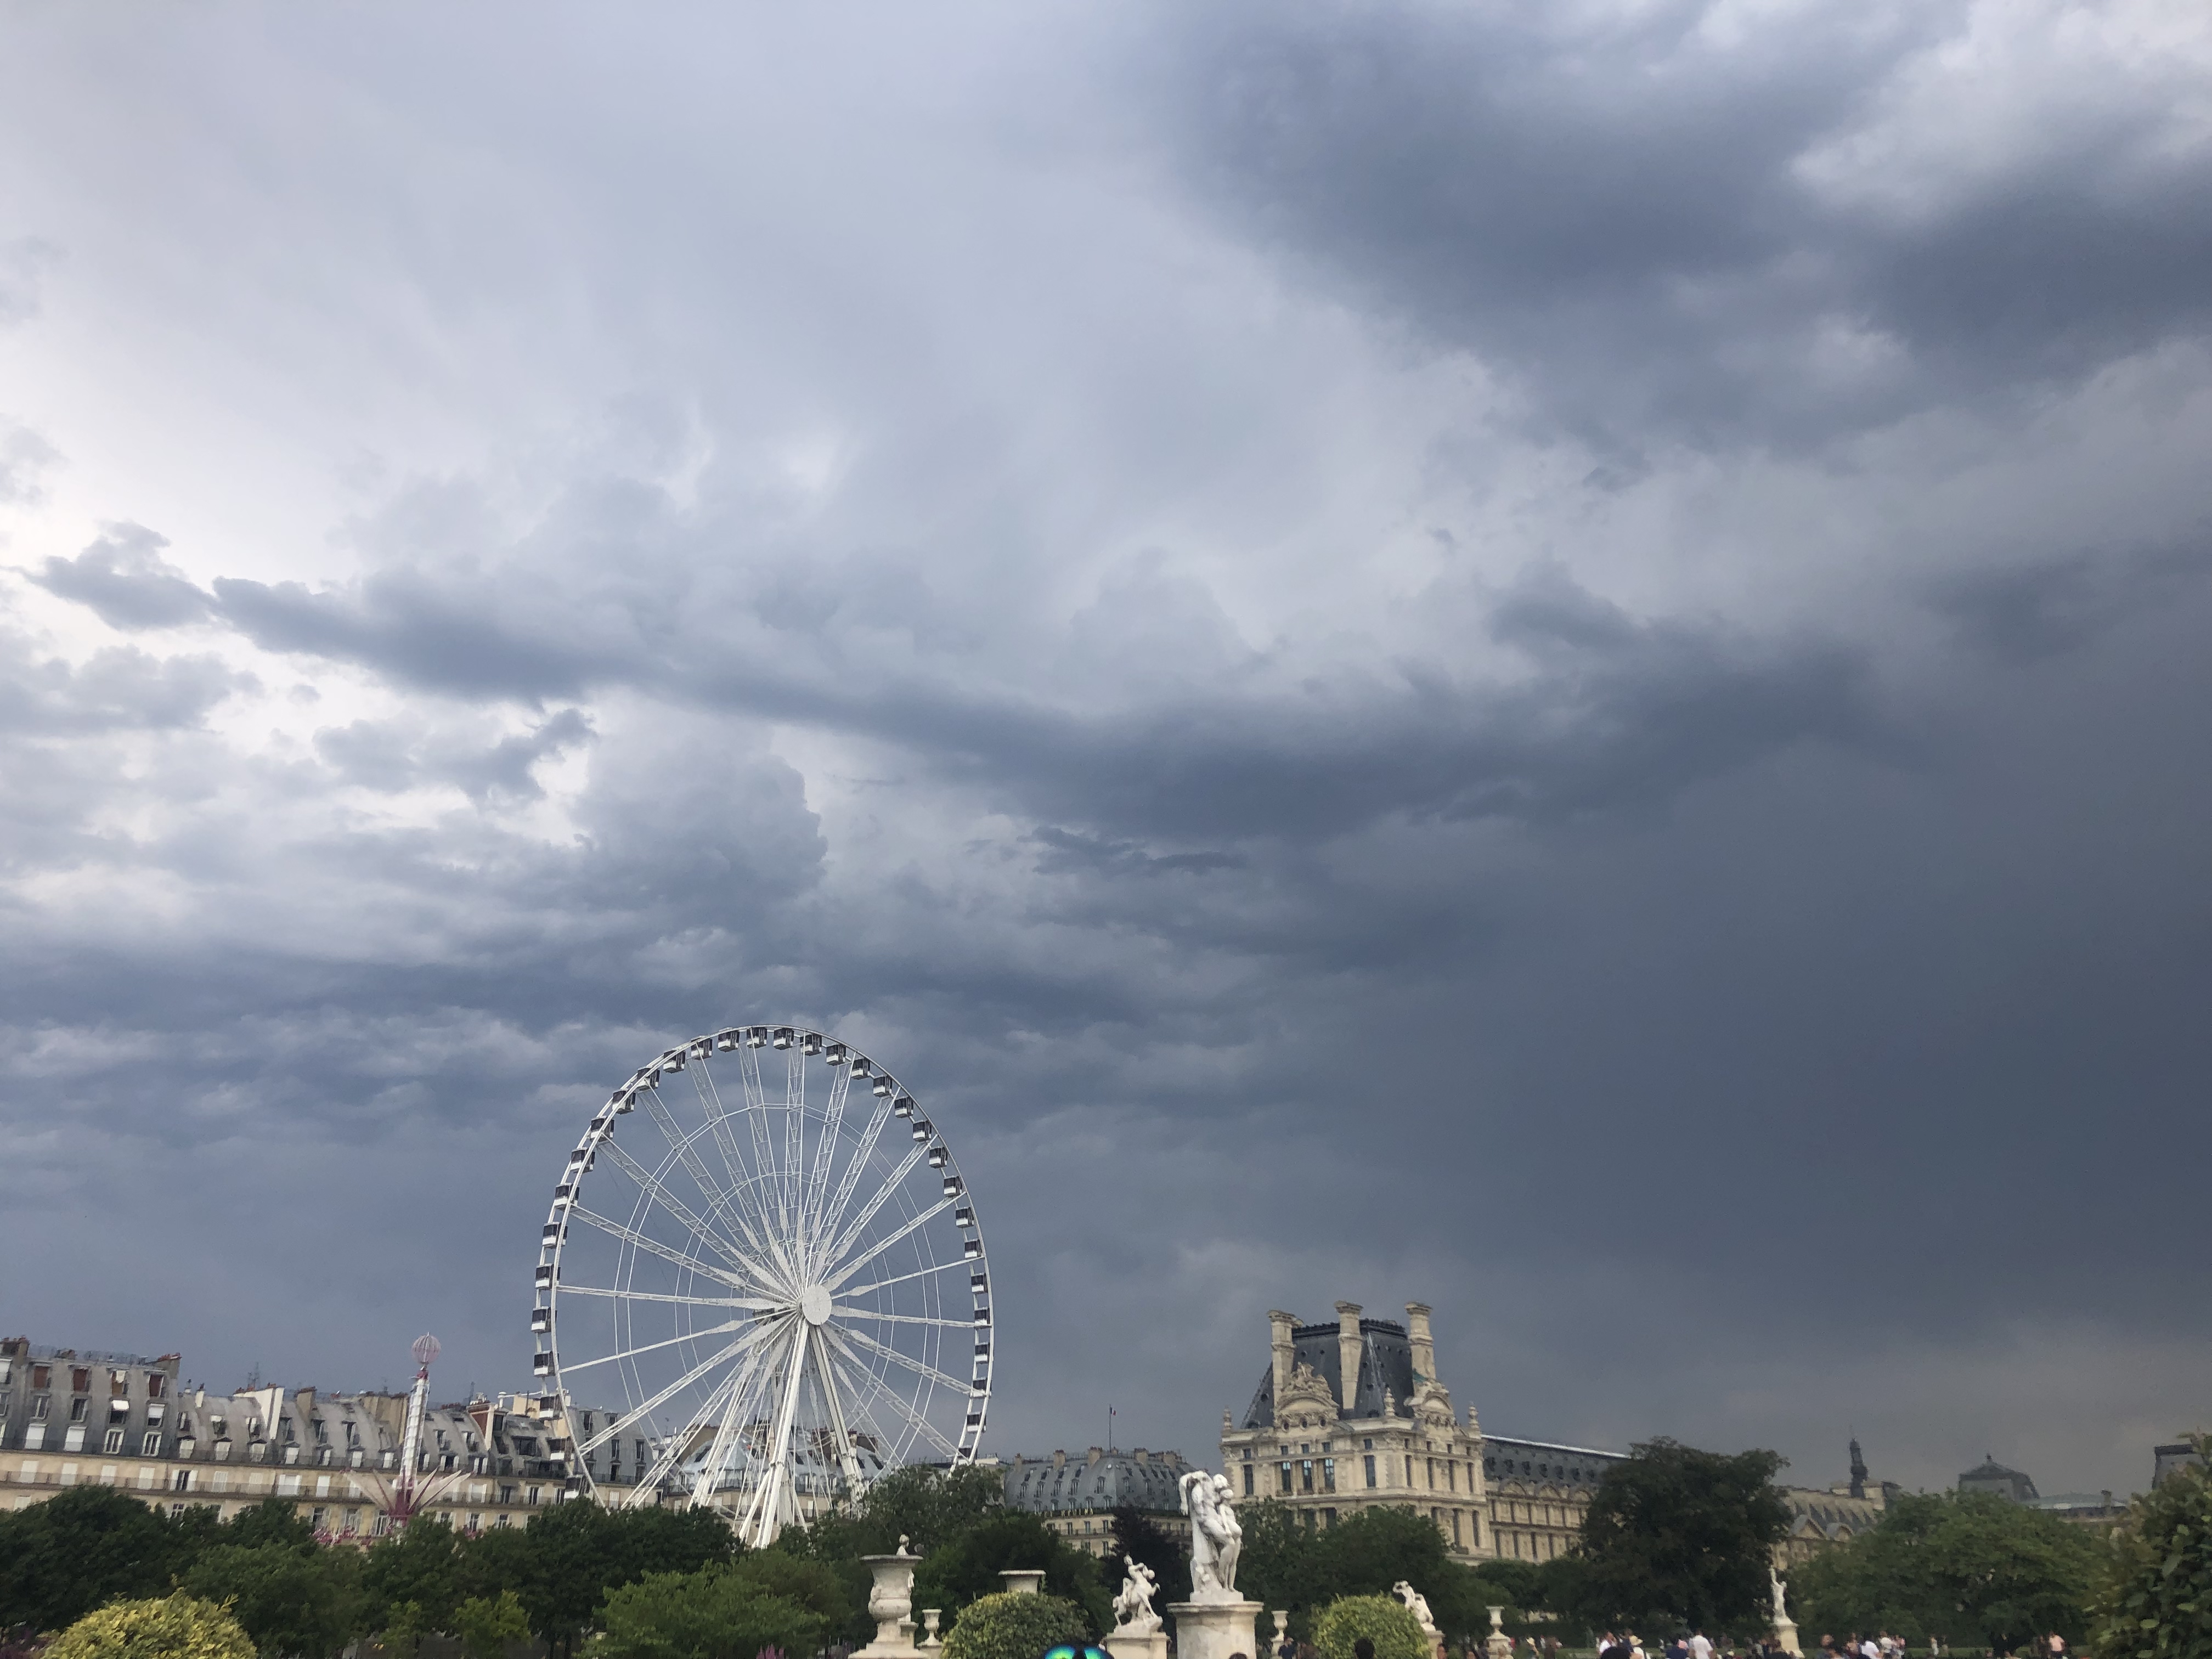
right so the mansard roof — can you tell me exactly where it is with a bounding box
[1242,1317,1416,1429]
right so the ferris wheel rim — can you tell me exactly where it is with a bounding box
[530,1024,991,1538]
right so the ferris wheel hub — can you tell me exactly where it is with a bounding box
[800,1284,833,1326]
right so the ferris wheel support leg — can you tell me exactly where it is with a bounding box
[809,1324,871,1503]
[745,1324,812,1550]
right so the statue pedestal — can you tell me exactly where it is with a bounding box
[1169,1600,1261,1659]
[1771,1620,1801,1658]
[1108,1630,1169,1659]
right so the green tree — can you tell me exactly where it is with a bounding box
[937,1592,1087,1659]
[182,1543,362,1659]
[362,1516,464,1637]
[0,1486,186,1633]
[596,1566,827,1659]
[1312,1595,1430,1659]
[455,1502,736,1657]
[218,1504,315,1553]
[2091,1439,2212,1659]
[1790,1491,2098,1651]
[1561,1438,1790,1639]
[452,1592,529,1659]
[913,1511,1107,1636]
[45,1594,256,1659]
[1233,1502,1325,1630]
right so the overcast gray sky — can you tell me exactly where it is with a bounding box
[2,1,2207,1502]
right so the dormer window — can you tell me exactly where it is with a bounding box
[312,1418,329,1445]
[280,1419,297,1443]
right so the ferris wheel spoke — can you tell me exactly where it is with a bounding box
[825,1193,955,1291]
[822,1331,962,1462]
[558,1284,772,1310]
[735,1044,786,1234]
[571,1205,748,1289]
[783,1047,807,1249]
[836,1324,973,1398]
[690,1062,788,1269]
[800,1060,853,1259]
[596,1137,774,1286]
[558,1316,752,1375]
[838,1259,976,1298]
[821,1141,931,1273]
[686,1333,781,1505]
[574,1323,772,1455]
[638,1091,792,1283]
[633,1347,754,1502]
[829,1306,974,1330]
[811,1093,897,1272]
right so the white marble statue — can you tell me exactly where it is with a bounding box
[1393,1582,1436,1632]
[1113,1562,1164,1635]
[1769,1564,1790,1624]
[1181,1469,1245,1603]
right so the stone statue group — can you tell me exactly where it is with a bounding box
[1110,1469,1247,1639]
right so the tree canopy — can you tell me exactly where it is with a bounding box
[1550,1438,1791,1638]
[1788,1489,2098,1651]
[2091,1440,2212,1659]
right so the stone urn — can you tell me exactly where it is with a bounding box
[1485,1606,1511,1659]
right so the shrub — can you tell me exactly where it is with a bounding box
[1313,1595,1431,1659]
[938,1593,1087,1659]
[46,1595,255,1659]
[2092,1438,2212,1659]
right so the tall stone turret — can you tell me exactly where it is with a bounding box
[1406,1302,1436,1386]
[1268,1310,1296,1422]
[1335,1302,1364,1411]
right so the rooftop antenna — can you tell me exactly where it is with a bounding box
[391,1334,441,1527]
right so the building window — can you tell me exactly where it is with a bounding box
[1242,1446,1253,1459]
[1278,1463,1292,1495]
[1405,1455,1414,1486]
[174,1469,193,1491]
[1363,1455,1376,1489]
[1362,1438,1373,1451]
[1452,1510,1463,1545]
[1243,1465,1254,1497]
[144,1432,164,1458]
[1427,1457,1436,1489]
[71,1368,91,1394]
[1322,1508,1337,1526]
[343,1509,360,1534]
[1448,1462,1457,1492]
[310,1506,327,1530]
[147,1374,165,1400]
[103,1429,126,1454]
[70,1398,90,1424]
[31,1395,50,1421]
[31,1364,52,1389]
[1322,1459,1336,1493]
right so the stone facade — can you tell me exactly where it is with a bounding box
[0,1337,640,1537]
[1480,1436,1624,1562]
[1220,1302,1493,1559]
[1001,1446,1193,1557]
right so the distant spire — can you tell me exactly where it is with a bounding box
[1849,1437,1869,1500]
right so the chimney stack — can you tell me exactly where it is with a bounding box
[1268,1311,1296,1421]
[1336,1302,1364,1413]
[1406,1302,1436,1389]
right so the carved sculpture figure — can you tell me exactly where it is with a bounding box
[1769,1564,1790,1623]
[1181,1469,1244,1602]
[1393,1582,1435,1630]
[1113,1562,1163,1635]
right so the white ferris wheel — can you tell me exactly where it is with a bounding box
[532,1025,991,1545]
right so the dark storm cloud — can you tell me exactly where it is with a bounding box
[1156,0,2212,442]
[1,0,2207,1499]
